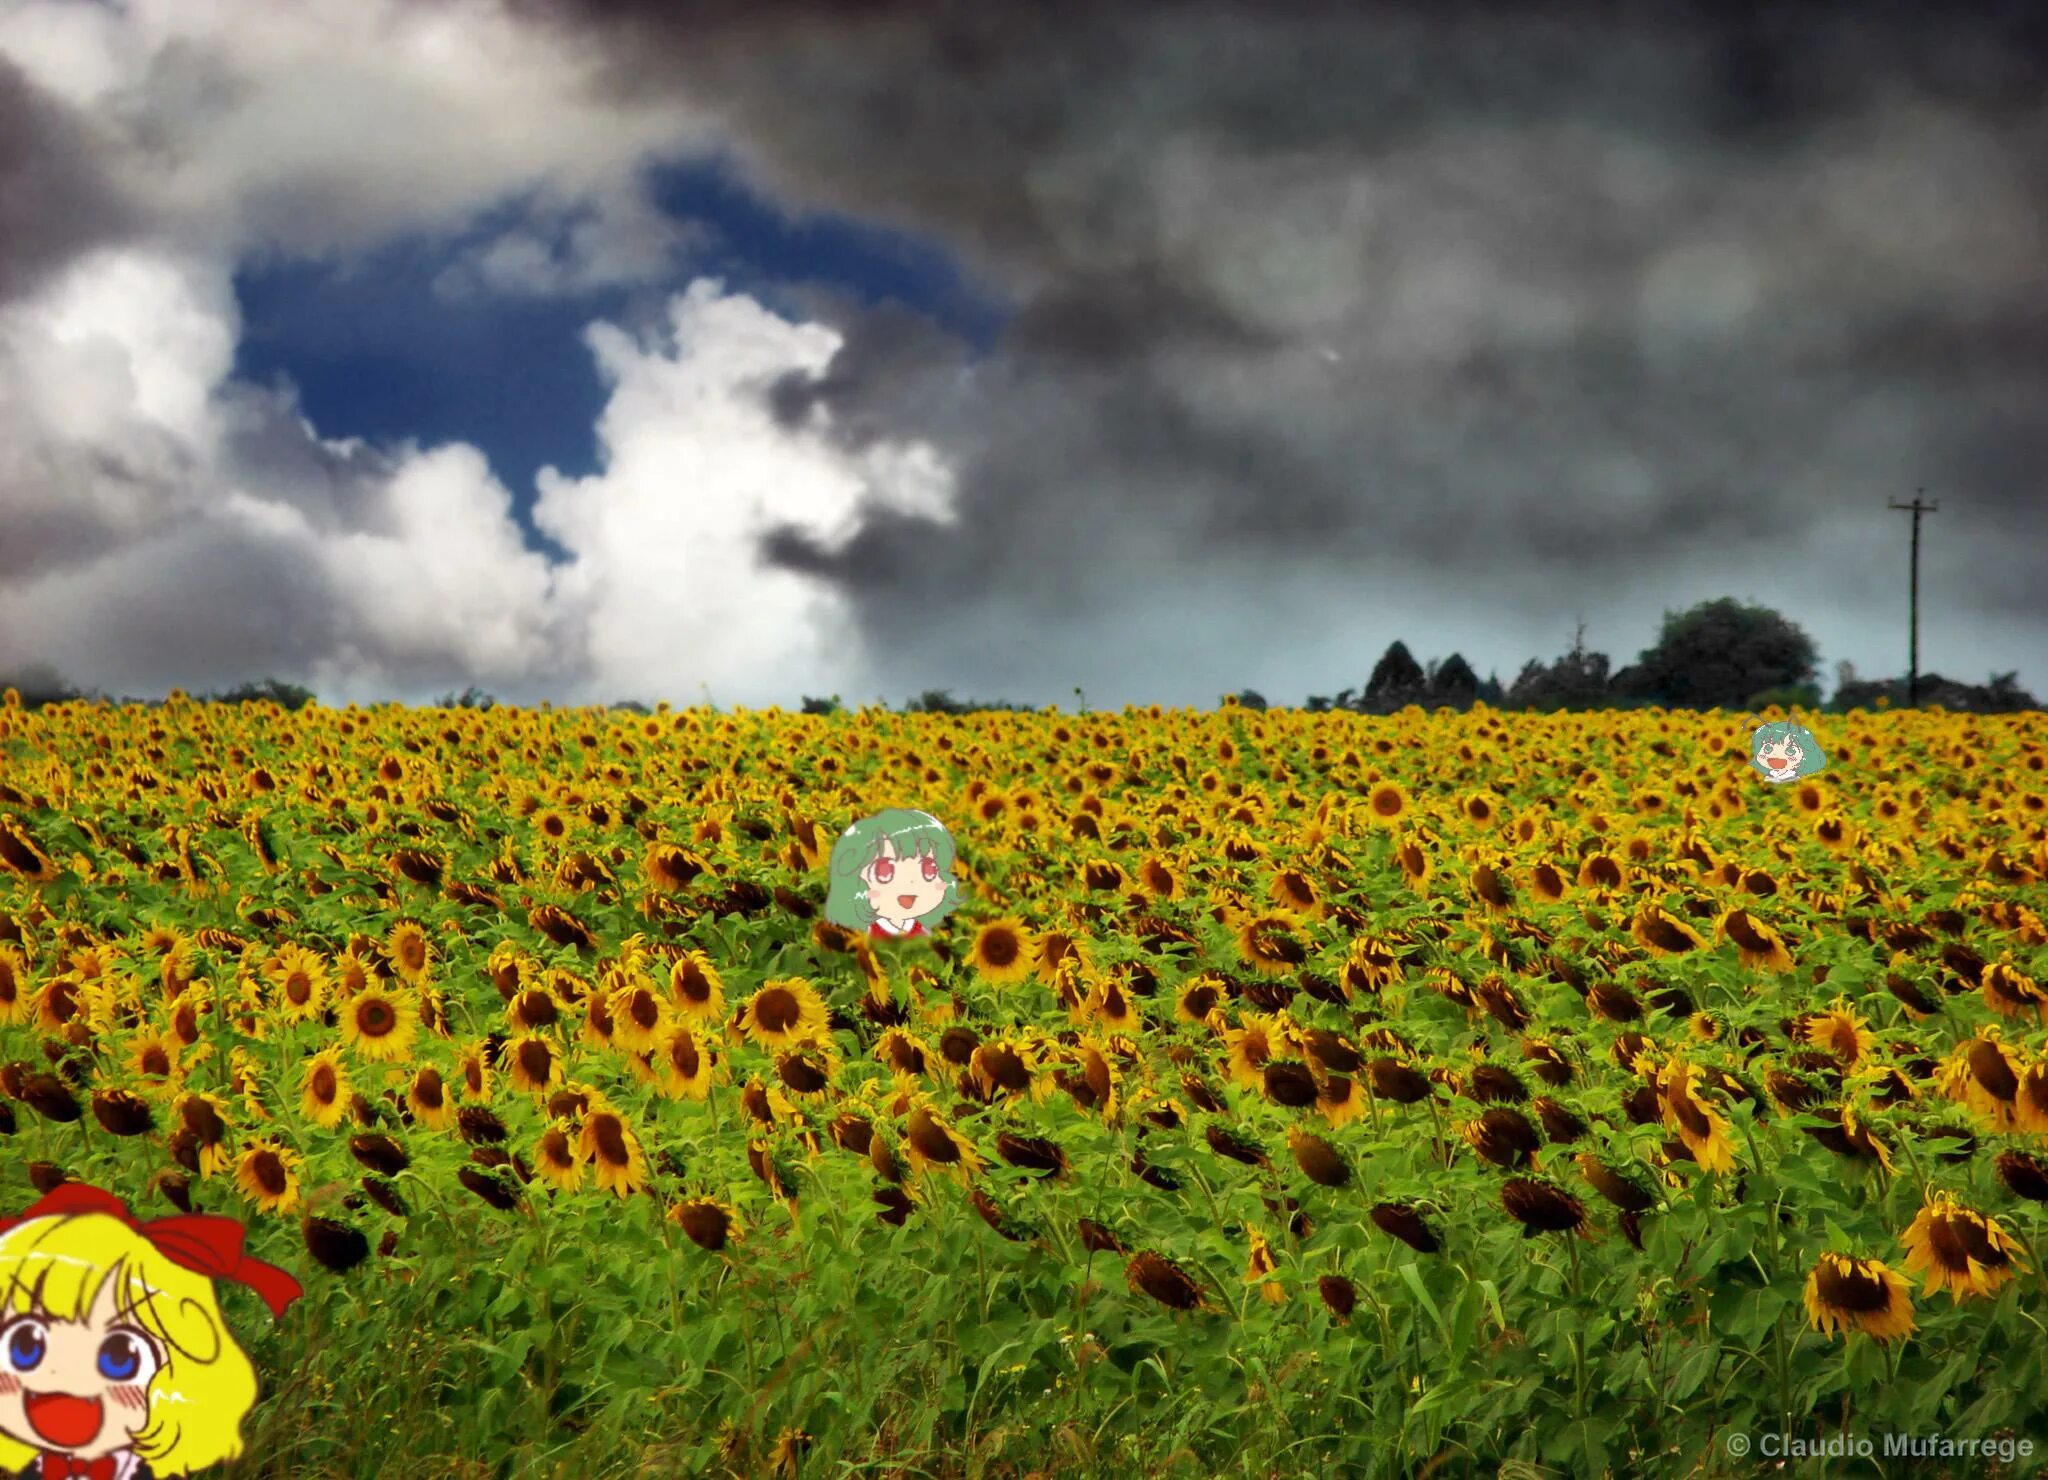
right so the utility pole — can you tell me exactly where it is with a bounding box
[1887,490,1938,707]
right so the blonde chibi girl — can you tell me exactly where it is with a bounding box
[825,809,961,939]
[0,1184,302,1479]
[1749,720,1827,785]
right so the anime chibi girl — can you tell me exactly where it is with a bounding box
[1749,720,1827,785]
[0,1184,302,1479]
[824,809,961,939]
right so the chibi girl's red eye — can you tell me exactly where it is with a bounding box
[872,858,896,884]
[921,855,940,882]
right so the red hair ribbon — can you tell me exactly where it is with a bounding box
[0,1183,303,1320]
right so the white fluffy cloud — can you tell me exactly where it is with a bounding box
[0,0,967,703]
[0,239,948,702]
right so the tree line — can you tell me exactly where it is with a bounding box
[2,599,2036,715]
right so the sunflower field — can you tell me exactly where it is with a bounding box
[2,689,2046,1478]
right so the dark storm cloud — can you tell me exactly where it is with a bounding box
[0,57,138,305]
[515,0,2048,686]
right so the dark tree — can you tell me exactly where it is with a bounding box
[1366,642,1426,705]
[1505,629,1613,712]
[209,678,317,711]
[1427,654,1479,705]
[800,695,842,715]
[0,662,84,710]
[1230,689,1269,710]
[1623,599,1818,710]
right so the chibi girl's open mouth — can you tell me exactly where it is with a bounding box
[1765,755,1789,770]
[896,894,919,909]
[24,1388,105,1447]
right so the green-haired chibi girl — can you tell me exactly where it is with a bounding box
[1750,721,1827,785]
[825,809,960,939]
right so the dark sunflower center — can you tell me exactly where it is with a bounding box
[359,1001,395,1036]
[141,1047,170,1077]
[592,1115,629,1165]
[286,972,312,1004]
[980,932,1019,969]
[677,967,710,1003]
[630,992,659,1030]
[671,1034,701,1077]
[1373,790,1401,816]
[1817,1260,1891,1313]
[414,1070,444,1108]
[253,1153,288,1196]
[312,1065,337,1100]
[518,1041,553,1081]
[756,989,799,1033]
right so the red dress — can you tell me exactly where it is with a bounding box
[869,920,927,938]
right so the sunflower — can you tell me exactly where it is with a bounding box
[1983,961,2048,1021]
[1032,930,1088,987]
[1222,1012,1286,1093]
[503,1033,562,1095]
[1804,1253,1915,1341]
[1393,830,1431,888]
[1659,1060,1737,1173]
[1136,855,1182,900]
[904,1102,983,1180]
[1083,975,1142,1034]
[656,1024,716,1101]
[875,1027,934,1082]
[386,920,431,984]
[506,984,563,1033]
[1235,912,1307,977]
[1802,1001,1872,1067]
[532,1119,586,1192]
[456,1042,493,1103]
[1363,781,1410,827]
[299,1048,352,1131]
[173,1093,232,1178]
[125,1031,182,1088]
[1900,1194,2026,1303]
[1345,936,1403,995]
[668,950,727,1022]
[737,978,828,1051]
[1244,1230,1286,1305]
[407,1065,457,1132]
[1941,1033,2021,1130]
[340,987,417,1064]
[1125,1250,1208,1311]
[0,944,28,1025]
[234,1139,302,1215]
[1717,907,1794,972]
[668,1197,745,1255]
[968,920,1035,985]
[607,978,666,1053]
[969,1037,1044,1101]
[1500,1177,1587,1238]
[1633,906,1707,956]
[1316,1073,1369,1130]
[331,944,375,999]
[579,1107,649,1198]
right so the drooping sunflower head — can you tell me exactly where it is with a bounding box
[1899,1195,2026,1303]
[1803,1253,1915,1341]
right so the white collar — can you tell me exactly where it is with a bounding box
[872,916,918,934]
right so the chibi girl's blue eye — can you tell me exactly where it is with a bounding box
[97,1328,161,1386]
[3,1317,48,1372]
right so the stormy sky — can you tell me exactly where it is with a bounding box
[1,0,2043,708]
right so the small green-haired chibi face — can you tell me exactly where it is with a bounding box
[1750,721,1826,785]
[825,809,961,939]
